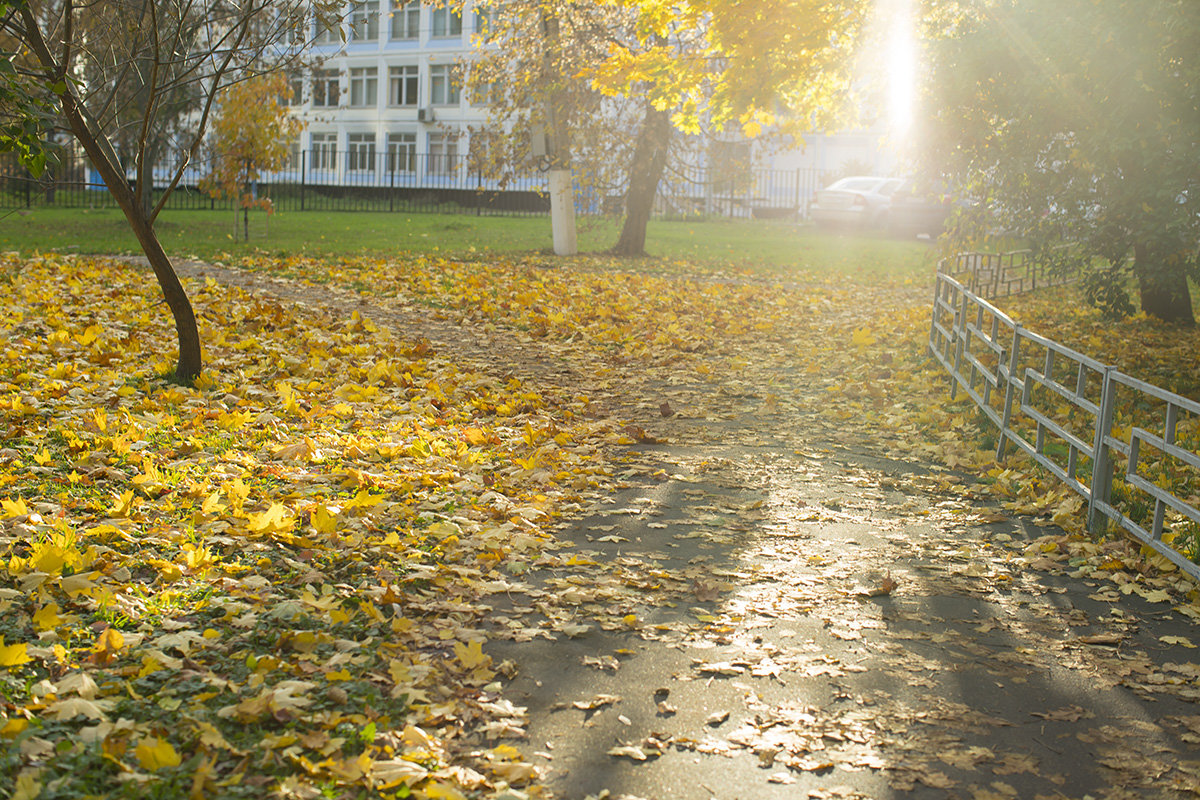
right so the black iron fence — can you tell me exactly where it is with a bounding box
[1,150,830,220]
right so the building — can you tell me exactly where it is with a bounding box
[288,1,490,185]
[285,1,890,213]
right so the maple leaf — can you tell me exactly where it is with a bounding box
[136,737,182,771]
[453,639,491,670]
[0,636,32,668]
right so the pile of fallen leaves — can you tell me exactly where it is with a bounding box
[0,253,624,799]
[4,246,1199,799]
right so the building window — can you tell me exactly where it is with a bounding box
[387,132,417,172]
[314,13,340,44]
[349,67,378,107]
[288,76,305,106]
[428,132,458,175]
[350,0,380,41]
[429,64,460,106]
[310,132,338,170]
[390,0,419,40]
[313,69,340,107]
[348,133,377,172]
[431,6,462,37]
[389,65,418,107]
[472,7,493,41]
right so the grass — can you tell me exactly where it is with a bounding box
[0,206,939,280]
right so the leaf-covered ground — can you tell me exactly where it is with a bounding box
[2,250,1200,799]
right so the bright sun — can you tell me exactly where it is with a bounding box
[883,0,917,141]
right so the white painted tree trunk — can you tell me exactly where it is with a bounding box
[548,168,577,256]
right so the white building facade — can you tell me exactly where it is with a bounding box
[289,1,491,184]
[286,2,889,209]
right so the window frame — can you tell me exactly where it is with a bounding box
[388,64,419,107]
[310,132,338,170]
[349,0,380,41]
[312,69,341,107]
[347,132,377,173]
[430,6,462,37]
[389,0,420,40]
[387,132,417,173]
[429,64,461,106]
[349,66,379,107]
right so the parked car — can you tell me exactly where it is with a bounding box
[810,176,904,231]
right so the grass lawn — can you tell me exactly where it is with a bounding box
[0,206,939,280]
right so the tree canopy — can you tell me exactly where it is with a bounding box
[923,0,1200,323]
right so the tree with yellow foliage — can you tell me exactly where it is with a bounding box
[203,72,304,243]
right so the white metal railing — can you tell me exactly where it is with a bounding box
[937,248,1077,299]
[930,272,1200,580]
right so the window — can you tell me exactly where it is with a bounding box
[390,0,420,39]
[428,132,459,174]
[470,77,501,107]
[389,65,418,106]
[349,67,378,107]
[348,133,377,172]
[310,132,338,170]
[313,69,340,107]
[350,0,380,41]
[472,7,493,40]
[288,76,304,106]
[387,132,417,172]
[314,13,340,44]
[431,6,462,37]
[429,64,460,106]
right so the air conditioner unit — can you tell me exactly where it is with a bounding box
[417,107,434,123]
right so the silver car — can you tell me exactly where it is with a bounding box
[810,176,904,230]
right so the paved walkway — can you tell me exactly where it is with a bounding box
[180,259,1200,800]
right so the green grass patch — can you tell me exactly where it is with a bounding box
[0,206,937,280]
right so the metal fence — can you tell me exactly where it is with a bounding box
[0,150,829,220]
[937,249,1077,299]
[930,270,1200,580]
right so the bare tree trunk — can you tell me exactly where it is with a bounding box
[62,100,203,381]
[611,102,673,257]
[1134,241,1195,325]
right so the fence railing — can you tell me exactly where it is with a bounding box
[0,150,830,221]
[930,271,1200,580]
[937,249,1077,299]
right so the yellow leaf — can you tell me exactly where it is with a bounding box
[326,668,354,681]
[246,503,294,535]
[10,769,41,800]
[0,636,31,668]
[32,603,64,631]
[90,628,125,664]
[310,504,339,535]
[453,639,491,670]
[135,736,181,771]
[424,781,468,800]
[108,489,135,518]
[1160,635,1196,648]
[851,327,876,348]
[33,450,51,466]
[1,497,28,518]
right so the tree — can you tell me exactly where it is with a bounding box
[0,1,55,174]
[2,0,334,381]
[468,0,866,257]
[922,0,1200,324]
[202,72,304,242]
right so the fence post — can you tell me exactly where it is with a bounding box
[949,287,968,401]
[389,151,395,213]
[300,150,306,212]
[996,325,1022,461]
[1087,366,1118,535]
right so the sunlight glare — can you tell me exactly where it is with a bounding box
[885,0,917,141]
